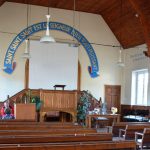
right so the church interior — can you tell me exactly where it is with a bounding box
[0,0,150,149]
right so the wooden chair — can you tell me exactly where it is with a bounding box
[112,122,150,137]
[135,128,150,150]
[119,124,150,140]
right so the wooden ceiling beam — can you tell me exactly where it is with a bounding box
[0,0,6,6]
[129,0,150,57]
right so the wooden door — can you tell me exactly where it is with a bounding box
[104,85,121,113]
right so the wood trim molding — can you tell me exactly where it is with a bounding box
[129,0,150,57]
[24,59,29,89]
[77,61,81,91]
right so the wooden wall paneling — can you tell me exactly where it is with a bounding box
[40,90,78,122]
[2,0,150,49]
[129,0,150,57]
[121,104,150,121]
[121,104,150,111]
[7,0,117,14]
[14,103,36,120]
[30,89,40,97]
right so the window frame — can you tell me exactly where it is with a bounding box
[131,69,149,106]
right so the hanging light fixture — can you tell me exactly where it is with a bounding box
[69,0,79,47]
[117,47,125,67]
[22,39,31,59]
[40,0,55,43]
[117,0,125,67]
[22,1,30,59]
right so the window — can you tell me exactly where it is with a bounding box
[131,69,149,105]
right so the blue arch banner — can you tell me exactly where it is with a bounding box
[3,22,99,78]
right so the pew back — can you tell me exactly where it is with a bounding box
[0,133,112,144]
[0,125,83,130]
[0,128,97,136]
[0,140,136,150]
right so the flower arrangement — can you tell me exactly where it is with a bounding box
[111,107,118,114]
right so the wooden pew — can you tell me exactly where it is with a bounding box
[135,128,150,149]
[0,133,112,144]
[0,121,77,125]
[0,122,82,127]
[0,141,136,150]
[0,122,83,129]
[112,122,150,137]
[0,124,83,130]
[0,128,97,136]
[119,124,150,140]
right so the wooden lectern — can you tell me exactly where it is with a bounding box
[14,103,36,121]
[53,85,66,90]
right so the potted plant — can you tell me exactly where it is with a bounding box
[31,96,42,112]
[77,91,91,126]
[31,96,42,122]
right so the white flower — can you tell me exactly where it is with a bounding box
[111,107,118,114]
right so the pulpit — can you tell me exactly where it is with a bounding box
[14,103,36,121]
[40,89,77,122]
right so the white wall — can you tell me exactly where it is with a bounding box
[78,13,122,100]
[122,44,150,105]
[0,2,121,101]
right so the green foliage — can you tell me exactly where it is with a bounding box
[31,96,42,112]
[24,90,42,112]
[77,91,91,125]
